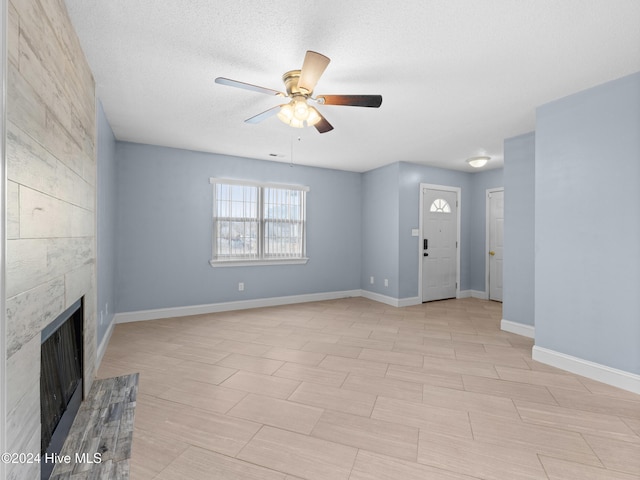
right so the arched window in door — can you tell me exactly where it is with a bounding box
[430,198,451,213]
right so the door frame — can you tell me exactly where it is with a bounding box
[418,183,461,303]
[485,187,504,300]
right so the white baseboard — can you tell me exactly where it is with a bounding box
[360,290,420,308]
[501,319,535,338]
[398,296,422,307]
[114,290,362,324]
[532,346,640,395]
[96,317,116,369]
[115,290,425,324]
[458,290,488,300]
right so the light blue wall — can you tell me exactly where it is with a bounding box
[114,143,502,312]
[397,162,503,298]
[96,101,117,343]
[468,168,504,293]
[115,142,362,312]
[360,161,503,300]
[503,132,535,327]
[535,72,640,374]
[361,163,400,297]
[398,162,473,298]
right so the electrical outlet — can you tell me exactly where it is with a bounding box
[370,276,374,284]
[384,279,389,287]
[238,282,245,291]
[100,310,104,325]
[105,302,109,315]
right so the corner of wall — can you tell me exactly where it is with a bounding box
[532,346,640,395]
[500,319,535,338]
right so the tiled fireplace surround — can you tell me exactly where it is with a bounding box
[6,0,97,478]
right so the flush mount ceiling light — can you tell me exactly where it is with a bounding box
[215,51,383,134]
[466,155,490,168]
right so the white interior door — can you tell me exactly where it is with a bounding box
[422,188,458,302]
[488,190,504,301]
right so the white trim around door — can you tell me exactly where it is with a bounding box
[418,183,461,303]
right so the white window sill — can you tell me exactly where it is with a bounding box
[209,258,309,268]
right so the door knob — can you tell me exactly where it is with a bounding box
[489,251,495,256]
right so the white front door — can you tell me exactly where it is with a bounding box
[422,188,458,302]
[488,190,504,301]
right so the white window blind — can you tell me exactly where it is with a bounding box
[211,178,308,266]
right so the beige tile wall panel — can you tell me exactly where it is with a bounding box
[5,430,40,480]
[6,238,48,298]
[6,65,47,146]
[5,335,39,411]
[13,0,94,154]
[64,263,94,309]
[8,123,94,210]
[6,181,20,239]
[8,63,89,185]
[5,0,97,475]
[39,0,96,135]
[19,187,93,238]
[6,277,65,357]
[5,381,40,458]
[8,2,20,67]
[6,237,93,297]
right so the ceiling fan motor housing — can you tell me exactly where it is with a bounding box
[282,70,308,96]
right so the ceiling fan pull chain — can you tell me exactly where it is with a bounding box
[290,135,301,168]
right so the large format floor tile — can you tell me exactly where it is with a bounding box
[237,426,358,480]
[228,393,323,434]
[418,430,548,480]
[350,450,477,480]
[97,297,640,479]
[311,410,419,461]
[289,381,377,417]
[155,445,288,480]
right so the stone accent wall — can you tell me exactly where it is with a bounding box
[5,0,96,478]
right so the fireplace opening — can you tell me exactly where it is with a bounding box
[40,298,84,480]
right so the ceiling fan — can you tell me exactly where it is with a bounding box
[215,51,382,134]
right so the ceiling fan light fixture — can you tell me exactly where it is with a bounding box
[293,97,310,121]
[277,102,304,128]
[467,155,490,168]
[277,99,321,128]
[306,106,321,127]
[217,51,381,134]
[277,103,294,121]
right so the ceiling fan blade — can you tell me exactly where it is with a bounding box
[215,77,285,96]
[245,105,282,124]
[314,112,334,134]
[317,94,383,108]
[298,51,330,94]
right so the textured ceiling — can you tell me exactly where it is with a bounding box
[65,0,640,172]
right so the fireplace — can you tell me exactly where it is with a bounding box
[40,298,84,480]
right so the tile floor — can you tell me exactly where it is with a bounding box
[97,297,640,480]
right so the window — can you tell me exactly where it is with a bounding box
[210,178,308,266]
[430,198,451,213]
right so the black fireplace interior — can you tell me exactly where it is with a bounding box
[40,298,83,479]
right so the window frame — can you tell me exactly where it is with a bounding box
[209,178,309,267]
